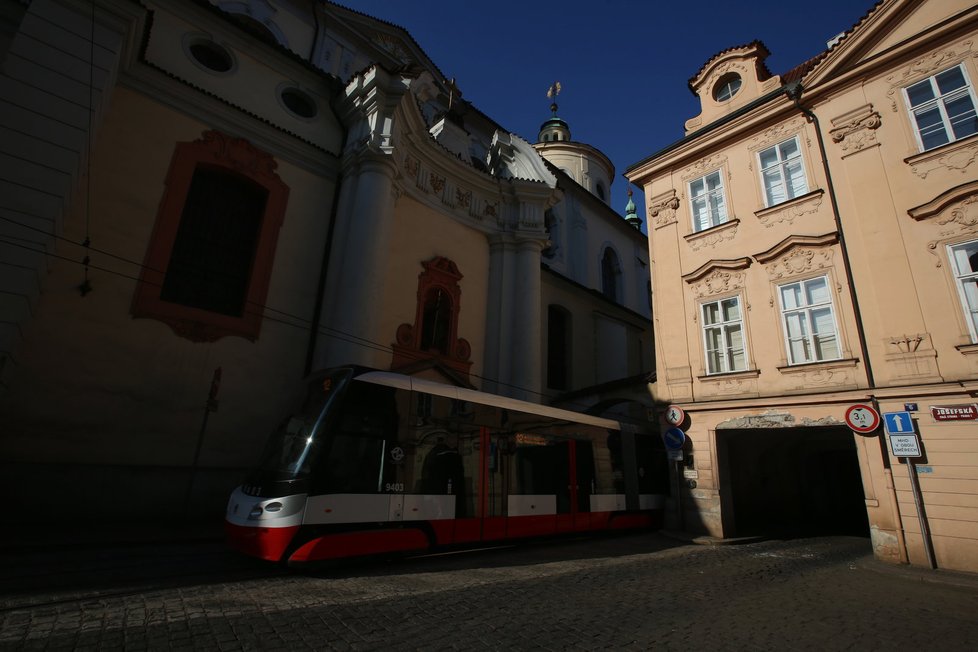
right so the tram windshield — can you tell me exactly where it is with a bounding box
[254,368,354,480]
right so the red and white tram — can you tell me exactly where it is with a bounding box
[226,367,667,566]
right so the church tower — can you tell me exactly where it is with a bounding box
[532,82,614,204]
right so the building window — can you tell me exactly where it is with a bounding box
[759,136,807,206]
[547,305,571,390]
[702,297,746,374]
[950,240,978,342]
[601,247,621,301]
[713,73,742,102]
[778,276,841,364]
[905,65,978,152]
[689,170,727,231]
[132,130,289,342]
[392,257,472,381]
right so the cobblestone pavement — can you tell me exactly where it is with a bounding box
[2,533,977,650]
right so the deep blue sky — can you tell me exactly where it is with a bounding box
[342,0,877,215]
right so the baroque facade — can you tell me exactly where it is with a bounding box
[0,0,652,524]
[627,0,978,571]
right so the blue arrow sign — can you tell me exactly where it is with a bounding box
[883,411,915,435]
[663,427,686,450]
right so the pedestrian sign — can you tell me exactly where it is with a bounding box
[883,411,915,435]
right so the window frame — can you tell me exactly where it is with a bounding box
[688,169,728,232]
[949,239,978,343]
[757,136,808,208]
[132,130,289,342]
[903,63,978,153]
[777,275,842,365]
[700,295,747,375]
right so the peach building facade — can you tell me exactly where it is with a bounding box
[627,0,978,571]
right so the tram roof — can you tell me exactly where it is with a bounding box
[355,371,621,430]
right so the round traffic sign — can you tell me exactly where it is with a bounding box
[664,405,685,426]
[663,427,686,450]
[845,403,881,433]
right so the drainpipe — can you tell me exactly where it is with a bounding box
[305,92,348,376]
[785,82,876,389]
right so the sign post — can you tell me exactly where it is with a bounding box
[662,427,686,530]
[883,411,936,569]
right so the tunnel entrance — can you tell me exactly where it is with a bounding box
[717,426,869,538]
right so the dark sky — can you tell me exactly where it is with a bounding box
[341,0,877,217]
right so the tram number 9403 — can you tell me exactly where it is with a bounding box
[385,483,404,493]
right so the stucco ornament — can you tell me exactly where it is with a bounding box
[910,141,978,180]
[885,40,974,113]
[756,192,823,228]
[691,270,745,298]
[829,104,882,157]
[749,118,805,152]
[687,220,739,251]
[765,247,834,279]
[681,154,728,181]
[649,190,680,230]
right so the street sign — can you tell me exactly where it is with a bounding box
[889,433,922,458]
[845,404,880,433]
[930,404,978,421]
[664,405,685,426]
[883,411,915,435]
[663,427,686,451]
[667,449,684,461]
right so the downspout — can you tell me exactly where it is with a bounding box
[786,81,876,389]
[305,94,348,376]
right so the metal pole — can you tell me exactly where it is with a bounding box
[906,459,937,569]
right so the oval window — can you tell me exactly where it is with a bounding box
[188,40,234,73]
[713,73,742,102]
[281,88,318,119]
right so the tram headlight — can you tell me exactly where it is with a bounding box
[264,502,283,513]
[249,505,263,519]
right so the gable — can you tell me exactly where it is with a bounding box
[804,0,975,88]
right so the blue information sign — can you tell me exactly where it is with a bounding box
[883,411,915,435]
[663,427,686,451]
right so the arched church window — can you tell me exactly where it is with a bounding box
[420,287,452,354]
[547,305,571,390]
[392,257,473,381]
[601,247,621,302]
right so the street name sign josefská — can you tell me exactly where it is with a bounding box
[930,404,978,421]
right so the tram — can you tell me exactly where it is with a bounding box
[226,367,668,566]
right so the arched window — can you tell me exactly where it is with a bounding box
[547,305,571,390]
[601,247,621,302]
[392,257,472,380]
[420,287,452,354]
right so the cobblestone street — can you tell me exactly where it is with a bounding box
[2,533,977,650]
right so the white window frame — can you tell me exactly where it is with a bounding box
[701,296,747,374]
[758,136,808,207]
[903,64,978,152]
[689,169,728,232]
[949,239,978,343]
[778,276,842,365]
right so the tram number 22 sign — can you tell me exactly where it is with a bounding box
[845,403,881,434]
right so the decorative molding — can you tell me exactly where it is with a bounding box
[885,40,975,112]
[755,190,824,228]
[690,270,747,298]
[883,334,941,384]
[907,136,978,179]
[684,218,739,251]
[829,104,881,157]
[753,232,838,264]
[748,118,805,151]
[697,370,760,398]
[391,256,472,381]
[763,247,835,280]
[777,358,858,391]
[681,154,728,181]
[649,189,680,230]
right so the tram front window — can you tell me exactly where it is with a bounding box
[252,368,354,482]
